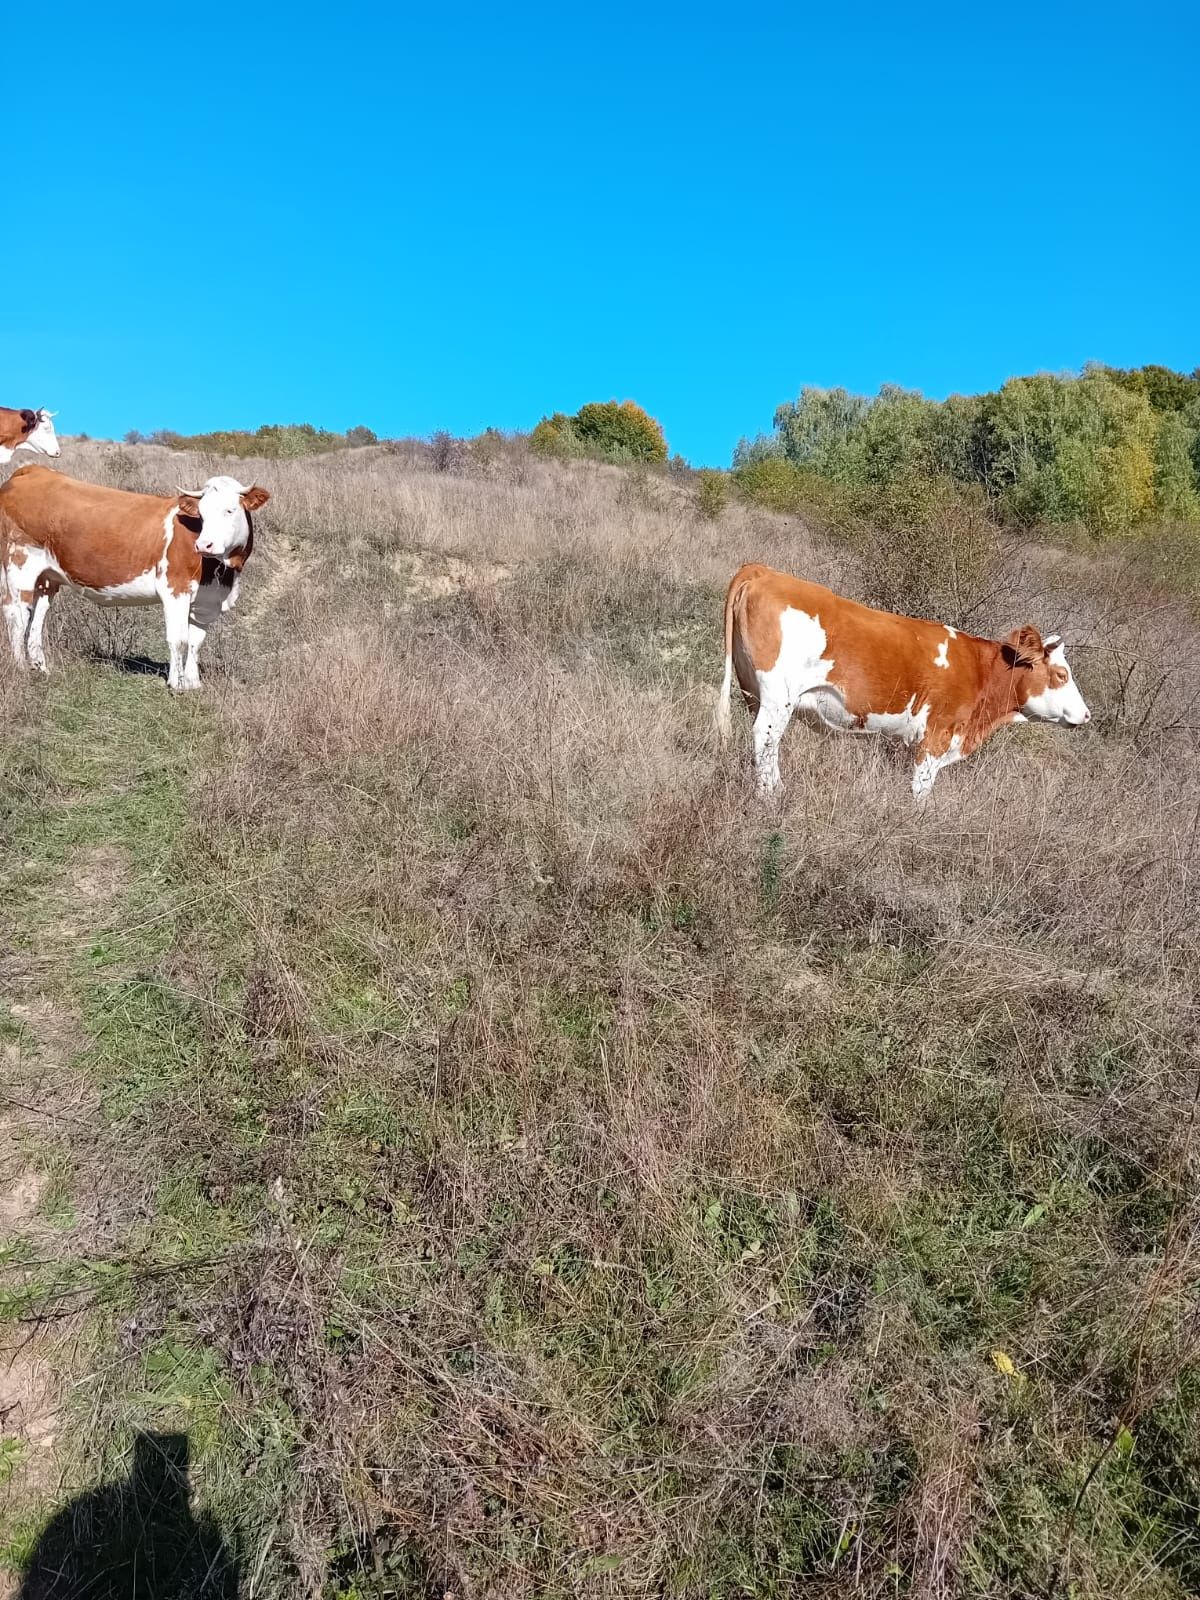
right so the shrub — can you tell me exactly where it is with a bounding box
[573,400,667,462]
[841,474,1005,626]
[123,429,144,445]
[345,425,378,448]
[429,431,465,473]
[530,413,582,459]
[696,468,727,519]
[732,453,809,513]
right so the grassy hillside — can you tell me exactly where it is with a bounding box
[2,438,1200,1597]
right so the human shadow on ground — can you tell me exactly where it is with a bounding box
[19,1430,239,1599]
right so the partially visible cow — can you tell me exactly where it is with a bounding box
[0,407,60,464]
[0,466,268,690]
[715,563,1090,802]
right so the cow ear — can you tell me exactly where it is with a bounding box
[1004,625,1043,668]
[20,409,37,431]
[240,486,270,512]
[177,495,201,520]
[1042,633,1062,653]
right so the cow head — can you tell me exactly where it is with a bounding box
[1003,626,1091,725]
[16,408,60,459]
[176,476,270,559]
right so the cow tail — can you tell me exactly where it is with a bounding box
[715,569,748,744]
[0,511,13,602]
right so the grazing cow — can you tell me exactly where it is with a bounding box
[0,407,60,464]
[715,563,1090,802]
[0,465,268,690]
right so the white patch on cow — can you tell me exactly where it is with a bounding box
[78,568,160,607]
[946,625,957,638]
[157,508,175,577]
[934,634,952,669]
[752,606,833,794]
[1022,641,1091,726]
[864,695,931,746]
[911,733,964,806]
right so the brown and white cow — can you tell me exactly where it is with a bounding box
[0,407,60,465]
[715,563,1091,803]
[0,465,269,691]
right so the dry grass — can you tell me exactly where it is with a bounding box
[3,438,1200,1597]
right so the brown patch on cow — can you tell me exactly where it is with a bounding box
[165,508,202,597]
[0,405,39,450]
[241,485,270,513]
[0,466,178,591]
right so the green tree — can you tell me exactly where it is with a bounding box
[530,412,581,458]
[1104,363,1200,414]
[572,400,667,462]
[772,387,869,478]
[1153,410,1200,520]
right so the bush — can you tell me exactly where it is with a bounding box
[429,431,466,473]
[731,453,809,513]
[696,469,727,520]
[573,400,667,462]
[841,474,1005,626]
[530,413,582,459]
[345,425,378,448]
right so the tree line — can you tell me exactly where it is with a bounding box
[733,364,1200,536]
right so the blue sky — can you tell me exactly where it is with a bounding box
[7,1,1197,464]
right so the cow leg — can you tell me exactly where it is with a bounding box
[3,547,51,667]
[181,622,206,691]
[25,586,58,672]
[751,691,796,797]
[25,576,61,673]
[161,592,193,691]
[911,735,964,806]
[2,588,32,665]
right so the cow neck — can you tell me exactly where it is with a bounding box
[960,638,1027,753]
[0,407,34,450]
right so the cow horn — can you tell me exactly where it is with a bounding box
[176,484,205,497]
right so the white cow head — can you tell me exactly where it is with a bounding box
[1,408,60,464]
[177,476,270,559]
[1005,626,1091,726]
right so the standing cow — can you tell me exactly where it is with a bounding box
[715,563,1090,802]
[0,407,60,465]
[0,466,268,690]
